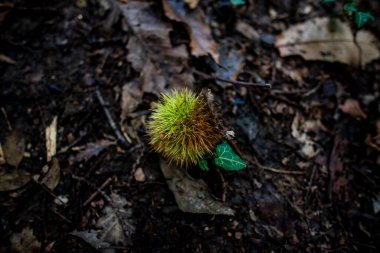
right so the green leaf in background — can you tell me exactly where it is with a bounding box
[321,0,336,3]
[355,11,375,28]
[343,3,357,12]
[214,141,246,171]
[230,0,245,6]
[199,159,210,171]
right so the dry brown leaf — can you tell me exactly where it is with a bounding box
[0,168,31,191]
[120,1,194,94]
[162,0,219,63]
[276,17,380,66]
[45,116,57,162]
[339,98,367,119]
[73,139,115,163]
[10,227,41,253]
[160,159,235,215]
[33,158,60,191]
[3,130,26,168]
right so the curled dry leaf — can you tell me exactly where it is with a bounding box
[120,1,194,94]
[160,159,235,215]
[162,0,219,63]
[276,17,380,66]
[339,98,367,119]
[45,116,57,162]
[2,130,25,168]
[10,227,41,253]
[73,139,115,163]
[33,158,60,191]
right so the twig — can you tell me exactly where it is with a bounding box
[193,69,271,88]
[95,88,131,145]
[1,107,12,131]
[253,156,304,175]
[83,177,113,206]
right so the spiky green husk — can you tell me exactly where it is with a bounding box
[147,89,222,167]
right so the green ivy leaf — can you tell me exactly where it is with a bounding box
[355,11,375,28]
[214,141,246,171]
[230,0,245,6]
[343,3,357,12]
[199,159,210,171]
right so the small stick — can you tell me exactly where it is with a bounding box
[193,69,271,88]
[1,107,12,131]
[95,88,131,144]
[83,177,113,206]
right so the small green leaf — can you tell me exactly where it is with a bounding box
[214,141,246,171]
[230,0,245,6]
[343,3,357,12]
[199,159,210,171]
[355,11,375,28]
[321,0,335,3]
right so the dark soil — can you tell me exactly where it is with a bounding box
[1,0,380,252]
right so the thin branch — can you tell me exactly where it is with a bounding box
[95,88,131,145]
[193,69,271,88]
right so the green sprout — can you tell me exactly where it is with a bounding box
[147,89,246,171]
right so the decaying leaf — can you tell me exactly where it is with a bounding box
[120,1,194,95]
[0,143,5,164]
[120,80,143,122]
[73,139,115,163]
[10,227,41,253]
[33,158,60,191]
[160,159,235,215]
[276,17,380,66]
[45,116,57,162]
[211,39,244,87]
[339,98,367,119]
[92,194,133,245]
[2,130,26,168]
[70,230,114,253]
[329,135,349,198]
[0,168,31,191]
[162,0,219,63]
[291,113,321,158]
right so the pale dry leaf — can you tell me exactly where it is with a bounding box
[276,17,380,66]
[45,116,57,162]
[120,1,194,94]
[162,0,219,63]
[0,168,31,191]
[10,227,41,253]
[339,98,367,119]
[3,130,25,168]
[291,113,320,158]
[134,167,145,182]
[160,159,235,215]
[34,158,60,191]
[74,139,115,162]
[0,54,16,64]
[235,21,259,41]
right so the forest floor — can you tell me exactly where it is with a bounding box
[1,0,380,252]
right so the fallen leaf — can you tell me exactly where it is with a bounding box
[10,227,41,253]
[235,21,259,41]
[162,0,219,63]
[210,39,244,87]
[120,1,194,94]
[70,230,114,253]
[160,159,235,215]
[329,135,349,198]
[33,158,60,191]
[73,139,115,163]
[45,116,57,162]
[0,168,31,191]
[134,167,145,182]
[0,144,5,164]
[291,113,320,158]
[96,193,134,245]
[339,98,367,119]
[276,17,380,66]
[2,130,26,168]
